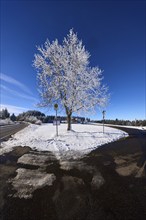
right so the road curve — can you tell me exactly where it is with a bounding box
[106,124,146,135]
[103,125,146,166]
[0,123,28,141]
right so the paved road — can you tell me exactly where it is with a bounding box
[106,124,146,135]
[0,123,28,141]
[0,125,146,220]
[101,125,146,166]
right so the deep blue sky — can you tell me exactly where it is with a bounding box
[0,0,145,120]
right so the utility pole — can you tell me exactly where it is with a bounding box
[102,110,106,134]
[54,104,58,136]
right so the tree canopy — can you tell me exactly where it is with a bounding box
[33,29,109,130]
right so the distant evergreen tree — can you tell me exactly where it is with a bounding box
[5,108,10,118]
[10,113,17,121]
[0,108,10,119]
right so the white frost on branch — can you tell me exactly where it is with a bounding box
[33,29,109,115]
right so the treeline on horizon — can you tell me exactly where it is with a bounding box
[17,110,88,123]
[0,108,146,126]
[94,119,146,126]
[0,109,88,124]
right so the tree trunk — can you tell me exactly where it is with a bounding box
[67,113,72,131]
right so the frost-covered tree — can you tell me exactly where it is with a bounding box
[33,29,109,130]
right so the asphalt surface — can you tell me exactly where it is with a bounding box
[0,126,146,220]
[0,123,28,141]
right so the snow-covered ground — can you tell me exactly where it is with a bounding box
[0,119,15,125]
[0,124,128,159]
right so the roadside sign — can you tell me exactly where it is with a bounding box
[53,120,60,126]
[54,104,58,110]
[54,103,59,136]
[102,110,106,133]
[102,110,106,119]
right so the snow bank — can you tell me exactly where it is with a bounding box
[0,124,128,159]
[0,118,14,125]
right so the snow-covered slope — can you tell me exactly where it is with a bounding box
[0,124,128,159]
